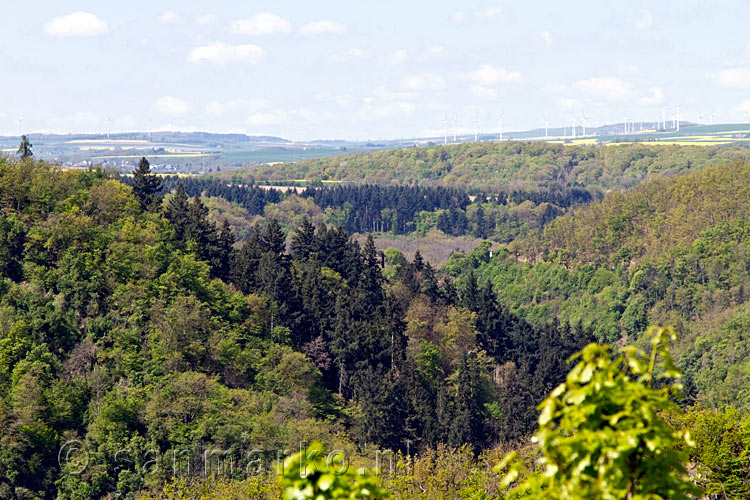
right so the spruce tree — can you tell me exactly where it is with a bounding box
[449,351,486,449]
[165,183,190,246]
[412,249,424,271]
[216,220,235,281]
[17,135,32,159]
[261,219,286,255]
[132,157,162,211]
[290,218,317,260]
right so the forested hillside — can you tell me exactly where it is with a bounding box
[4,152,750,499]
[448,160,750,410]
[0,157,590,499]
[216,142,750,191]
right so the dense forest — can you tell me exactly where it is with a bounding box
[214,141,750,191]
[122,176,597,244]
[445,160,750,411]
[0,156,595,499]
[4,145,750,499]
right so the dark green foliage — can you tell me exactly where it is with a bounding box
[16,135,32,159]
[131,157,162,211]
[164,183,189,244]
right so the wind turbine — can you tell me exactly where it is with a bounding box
[676,106,680,131]
[581,113,588,137]
[662,106,667,131]
[451,117,457,143]
[107,117,111,141]
[473,118,479,142]
[544,117,549,138]
[498,112,504,141]
[443,114,449,145]
[18,118,23,137]
[710,110,715,125]
[624,117,628,134]
[572,117,577,138]
[148,117,152,141]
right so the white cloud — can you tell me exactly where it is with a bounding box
[188,42,265,65]
[230,13,293,36]
[299,20,348,35]
[573,76,631,101]
[401,74,446,91]
[469,84,498,99]
[386,49,408,65]
[539,30,552,46]
[158,10,182,25]
[44,12,108,37]
[477,4,504,20]
[639,87,664,105]
[452,4,505,23]
[206,98,268,116]
[153,97,191,115]
[420,45,445,61]
[196,14,218,26]
[329,47,368,63]
[466,64,523,85]
[633,10,653,30]
[714,67,750,87]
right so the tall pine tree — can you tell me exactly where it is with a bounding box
[132,157,162,211]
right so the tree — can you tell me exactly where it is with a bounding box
[17,135,33,159]
[497,326,702,500]
[291,218,317,260]
[448,351,487,449]
[278,442,388,499]
[131,157,162,210]
[164,183,190,245]
[359,235,384,313]
[413,250,425,271]
[216,220,235,281]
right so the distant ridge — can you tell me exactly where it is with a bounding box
[0,131,289,143]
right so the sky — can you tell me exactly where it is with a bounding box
[1,0,750,141]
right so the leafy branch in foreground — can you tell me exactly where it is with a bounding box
[497,326,702,500]
[278,442,388,500]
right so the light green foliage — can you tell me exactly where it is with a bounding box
[137,477,280,500]
[388,444,505,500]
[278,442,388,500]
[497,327,702,500]
[676,406,750,499]
[217,142,750,192]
